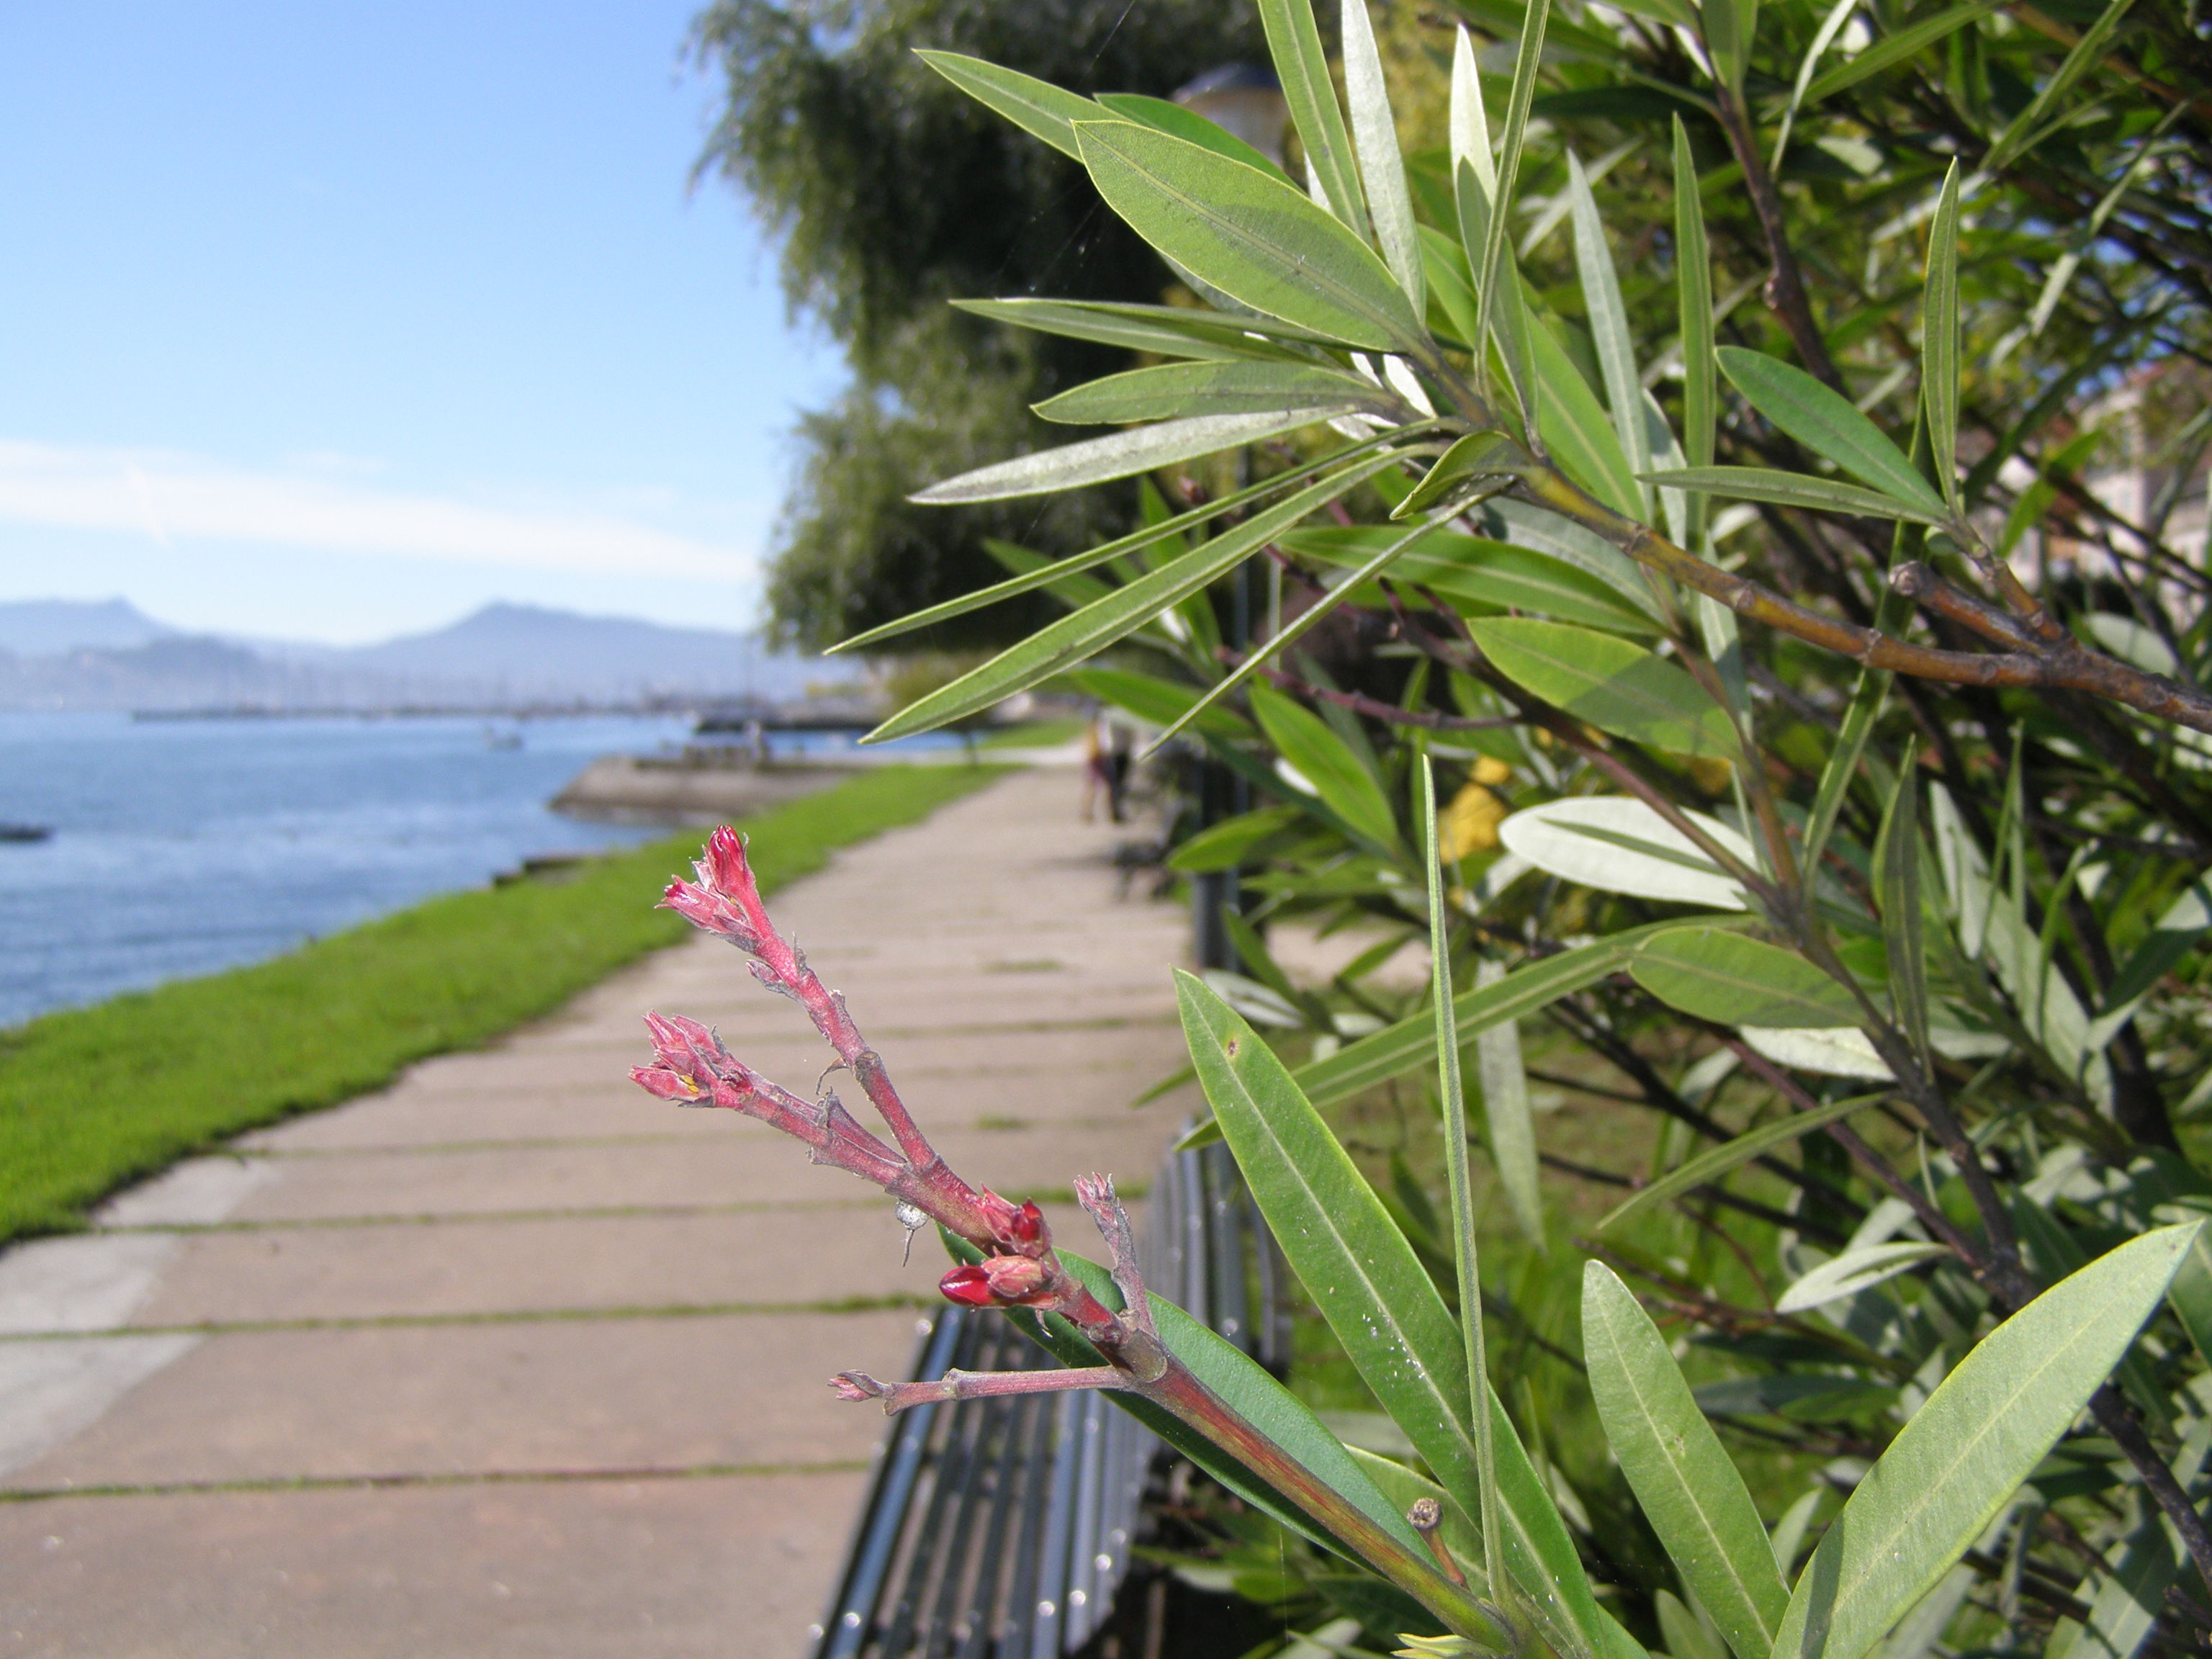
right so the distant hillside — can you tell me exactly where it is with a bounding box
[0,598,177,657]
[0,598,845,711]
[0,636,352,711]
[348,603,819,701]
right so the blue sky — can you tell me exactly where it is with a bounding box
[0,2,845,643]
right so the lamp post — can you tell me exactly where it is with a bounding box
[1169,66,1289,973]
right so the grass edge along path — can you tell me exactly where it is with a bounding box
[0,763,1007,1246]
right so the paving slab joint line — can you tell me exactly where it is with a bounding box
[544,1011,1182,1048]
[0,1457,875,1504]
[86,1180,1148,1236]
[0,1292,942,1342]
[231,1113,1154,1162]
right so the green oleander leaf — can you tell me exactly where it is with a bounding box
[1075,120,1426,352]
[1774,1242,1949,1314]
[1702,0,1759,91]
[1068,666,1256,742]
[1584,1262,1789,1659]
[1393,430,1529,518]
[839,433,1403,654]
[1640,466,1948,526]
[874,452,1404,739]
[1251,682,1404,855]
[1716,349,1945,511]
[1922,166,1962,513]
[1473,958,1545,1250]
[1033,361,1386,425]
[1567,150,1652,512]
[1258,0,1370,235]
[1166,804,1303,873]
[1092,91,1292,183]
[1280,526,1662,635]
[916,51,1105,159]
[954,296,1331,361]
[1632,927,1863,1028]
[1875,768,1929,1061]
[913,408,1358,505]
[1296,916,1750,1106]
[1476,0,1553,412]
[1530,302,1644,519]
[1341,0,1424,312]
[1771,1225,2200,1659]
[1596,1092,1885,1233]
[1500,796,1753,908]
[999,1240,1424,1562]
[1470,619,1738,758]
[1179,971,1611,1659]
[1673,119,1717,513]
[1800,0,2004,106]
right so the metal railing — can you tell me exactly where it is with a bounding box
[809,1138,1288,1659]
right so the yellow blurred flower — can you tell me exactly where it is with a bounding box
[1437,780,1507,862]
[1471,755,1514,786]
[1686,755,1735,795]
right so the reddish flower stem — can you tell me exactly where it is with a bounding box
[833,1364,1128,1416]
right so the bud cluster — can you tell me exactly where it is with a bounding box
[939,1254,1051,1307]
[628,825,1499,1638]
[634,829,1123,1333]
[659,825,766,951]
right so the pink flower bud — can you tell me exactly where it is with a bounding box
[630,1064,703,1103]
[1006,1200,1048,1256]
[830,1371,889,1402]
[983,1255,1048,1303]
[702,825,754,897]
[660,878,757,946]
[939,1264,996,1306]
[644,1010,717,1066]
[975,1187,1022,1238]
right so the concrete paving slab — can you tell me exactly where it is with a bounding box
[230,1035,1189,1153]
[0,1470,867,1659]
[0,1339,202,1479]
[225,1085,1172,1156]
[7,1310,923,1491]
[231,1022,1188,1155]
[0,1237,181,1336]
[215,1123,1171,1223]
[119,1205,1090,1328]
[91,1157,280,1228]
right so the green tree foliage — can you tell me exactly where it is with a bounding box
[690,0,1267,647]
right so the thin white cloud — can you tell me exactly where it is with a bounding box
[0,441,757,582]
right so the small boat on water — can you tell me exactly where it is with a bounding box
[0,823,52,843]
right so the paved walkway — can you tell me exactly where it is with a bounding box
[0,770,1196,1658]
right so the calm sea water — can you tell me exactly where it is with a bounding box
[0,711,706,1028]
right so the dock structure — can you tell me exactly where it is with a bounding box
[0,768,1196,1658]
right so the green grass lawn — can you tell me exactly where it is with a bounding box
[0,763,1004,1245]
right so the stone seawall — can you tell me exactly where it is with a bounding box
[550,754,848,825]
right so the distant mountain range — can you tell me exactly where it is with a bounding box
[0,597,178,656]
[0,598,846,711]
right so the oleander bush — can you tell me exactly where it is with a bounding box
[639,1,2212,1653]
